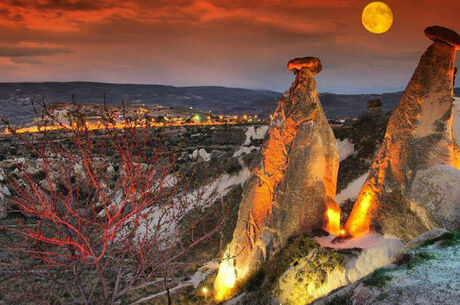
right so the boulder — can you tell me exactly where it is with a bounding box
[345,26,460,241]
[401,228,450,253]
[214,56,339,299]
[0,185,11,219]
[409,165,460,231]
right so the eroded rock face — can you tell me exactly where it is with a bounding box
[214,57,339,299]
[345,26,460,241]
[409,165,460,231]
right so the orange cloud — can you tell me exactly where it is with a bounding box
[0,0,457,93]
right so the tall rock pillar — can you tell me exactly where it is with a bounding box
[345,26,460,241]
[214,57,340,300]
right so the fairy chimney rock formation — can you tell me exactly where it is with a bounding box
[214,56,339,300]
[424,25,460,49]
[287,56,322,74]
[345,26,460,241]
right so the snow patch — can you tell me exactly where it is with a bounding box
[131,166,250,246]
[191,148,211,162]
[337,138,355,161]
[243,125,268,145]
[132,261,220,304]
[189,261,220,288]
[336,172,369,204]
[233,146,259,157]
[186,166,250,203]
[316,233,403,284]
[349,239,460,305]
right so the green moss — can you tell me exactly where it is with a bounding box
[438,230,459,248]
[327,295,351,305]
[243,234,319,292]
[276,248,345,305]
[363,268,393,287]
[421,230,460,247]
[407,250,435,269]
[377,292,389,302]
[265,234,319,281]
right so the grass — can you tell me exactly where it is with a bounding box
[327,295,351,305]
[363,268,393,287]
[376,292,389,302]
[407,250,435,269]
[420,230,460,248]
[439,230,459,248]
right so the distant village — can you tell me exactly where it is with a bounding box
[1,98,384,136]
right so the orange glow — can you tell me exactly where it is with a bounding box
[214,257,236,301]
[2,120,238,136]
[345,188,374,237]
[325,201,342,236]
[452,149,460,170]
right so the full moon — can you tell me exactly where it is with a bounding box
[362,1,393,34]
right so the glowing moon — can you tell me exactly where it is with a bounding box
[362,1,393,34]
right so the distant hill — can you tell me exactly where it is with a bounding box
[0,82,459,125]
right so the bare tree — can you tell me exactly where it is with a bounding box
[0,102,227,305]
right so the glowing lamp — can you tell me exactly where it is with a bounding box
[214,257,236,301]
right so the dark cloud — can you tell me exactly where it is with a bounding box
[0,8,24,21]
[3,0,119,11]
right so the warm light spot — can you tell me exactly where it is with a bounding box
[214,257,236,301]
[362,2,393,34]
[325,202,342,236]
[201,287,209,295]
[345,188,373,237]
[452,149,460,170]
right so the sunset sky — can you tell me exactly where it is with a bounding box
[0,0,458,93]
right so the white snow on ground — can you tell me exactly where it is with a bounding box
[201,166,250,201]
[132,166,250,245]
[161,174,178,188]
[191,148,211,162]
[349,240,460,305]
[233,125,268,157]
[336,172,369,204]
[233,146,259,157]
[337,138,355,161]
[316,232,391,250]
[243,126,268,145]
[316,233,403,285]
[132,261,220,304]
[189,261,220,288]
[453,97,460,146]
[183,165,250,204]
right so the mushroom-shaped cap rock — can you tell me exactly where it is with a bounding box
[425,26,460,50]
[287,57,322,74]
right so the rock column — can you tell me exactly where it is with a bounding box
[214,57,340,300]
[345,26,460,241]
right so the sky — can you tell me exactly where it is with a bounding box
[0,0,458,94]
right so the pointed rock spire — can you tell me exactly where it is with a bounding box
[345,26,460,241]
[214,56,339,300]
